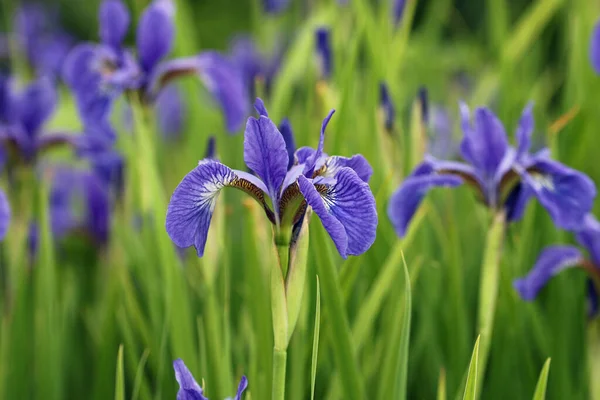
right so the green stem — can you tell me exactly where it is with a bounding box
[271,348,287,400]
[475,211,506,400]
[588,320,600,400]
[276,244,290,278]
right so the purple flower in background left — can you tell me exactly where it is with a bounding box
[388,103,596,237]
[0,75,83,168]
[63,0,248,137]
[514,214,600,317]
[173,358,248,400]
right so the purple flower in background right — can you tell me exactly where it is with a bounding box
[590,20,600,74]
[514,214,600,317]
[388,103,596,237]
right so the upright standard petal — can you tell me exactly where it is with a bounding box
[590,20,600,74]
[460,106,508,178]
[173,359,207,400]
[166,160,237,257]
[149,54,249,132]
[299,168,377,258]
[0,189,10,240]
[234,376,249,400]
[576,214,600,265]
[244,114,288,201]
[18,77,57,136]
[515,103,534,160]
[304,109,335,177]
[388,162,463,237]
[513,246,583,300]
[137,0,175,72]
[522,158,596,230]
[99,0,130,49]
[279,118,296,170]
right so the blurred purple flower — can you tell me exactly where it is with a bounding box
[379,82,395,133]
[173,358,248,400]
[63,0,248,138]
[315,28,332,80]
[590,20,600,74]
[426,105,459,159]
[0,75,83,167]
[155,84,185,140]
[392,0,407,26]
[166,98,376,258]
[263,0,291,13]
[388,103,596,236]
[514,214,600,317]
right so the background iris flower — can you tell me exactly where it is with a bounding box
[388,103,596,236]
[173,359,247,400]
[166,98,377,258]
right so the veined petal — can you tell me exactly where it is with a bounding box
[304,109,335,177]
[279,118,295,169]
[515,103,534,159]
[173,359,207,400]
[18,77,57,136]
[590,20,600,74]
[244,113,288,202]
[99,0,129,49]
[137,0,175,73]
[460,105,508,178]
[166,160,272,256]
[388,164,463,237]
[323,154,373,182]
[575,214,600,266]
[522,158,596,230]
[0,189,10,240]
[299,168,377,258]
[149,54,249,132]
[513,246,583,300]
[234,376,249,400]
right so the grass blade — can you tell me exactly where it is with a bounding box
[310,276,321,400]
[392,252,412,399]
[463,336,481,400]
[114,345,125,400]
[532,358,551,400]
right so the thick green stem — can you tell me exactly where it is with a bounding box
[276,244,290,278]
[271,348,287,400]
[475,211,506,399]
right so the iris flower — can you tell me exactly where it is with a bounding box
[0,75,81,167]
[166,98,377,258]
[315,28,332,80]
[590,20,600,74]
[63,0,248,137]
[514,214,600,317]
[263,0,291,14]
[173,359,247,400]
[379,82,395,133]
[388,103,596,236]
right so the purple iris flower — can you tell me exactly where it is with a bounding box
[0,188,10,241]
[379,82,395,133]
[315,28,332,80]
[393,0,407,26]
[0,75,81,167]
[426,105,458,160]
[263,0,291,13]
[514,214,600,317]
[0,4,75,79]
[156,84,185,140]
[166,98,377,258]
[590,20,600,74]
[388,103,596,237]
[63,0,248,136]
[173,359,247,400]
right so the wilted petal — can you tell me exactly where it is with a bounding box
[149,54,249,132]
[155,84,184,139]
[18,77,57,136]
[299,168,377,258]
[575,214,600,266]
[244,113,288,201]
[513,246,583,300]
[460,106,508,178]
[137,0,175,72]
[0,189,10,240]
[522,158,596,230]
[590,20,600,74]
[324,155,373,182]
[315,28,332,80]
[388,163,463,237]
[515,103,534,159]
[234,376,249,400]
[99,0,130,49]
[279,118,296,169]
[173,359,207,400]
